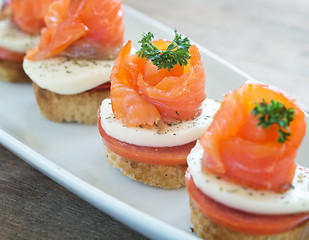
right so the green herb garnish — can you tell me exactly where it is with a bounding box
[251,99,295,143]
[136,29,191,70]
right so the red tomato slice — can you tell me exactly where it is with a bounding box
[97,108,194,165]
[0,46,24,62]
[90,82,111,91]
[186,171,309,235]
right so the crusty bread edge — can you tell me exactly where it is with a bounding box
[103,144,187,189]
[33,83,110,125]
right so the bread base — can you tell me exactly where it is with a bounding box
[189,198,309,240]
[103,145,187,189]
[33,83,110,125]
[0,60,31,83]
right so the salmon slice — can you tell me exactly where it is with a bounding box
[110,40,206,127]
[26,0,124,60]
[200,82,306,192]
[10,0,55,34]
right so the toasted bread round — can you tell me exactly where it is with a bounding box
[0,60,31,83]
[103,145,187,189]
[33,83,109,124]
[189,198,309,240]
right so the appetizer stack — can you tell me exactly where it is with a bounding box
[0,0,47,82]
[1,0,308,238]
[186,82,309,239]
[23,0,124,124]
[98,31,220,188]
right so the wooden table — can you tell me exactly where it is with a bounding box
[1,0,308,239]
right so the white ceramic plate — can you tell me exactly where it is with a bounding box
[0,5,308,240]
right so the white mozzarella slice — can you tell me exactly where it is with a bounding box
[0,18,39,53]
[23,57,113,94]
[100,98,220,147]
[188,142,309,215]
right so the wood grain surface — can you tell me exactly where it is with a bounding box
[0,145,146,240]
[1,0,308,239]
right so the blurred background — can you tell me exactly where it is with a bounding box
[124,0,309,112]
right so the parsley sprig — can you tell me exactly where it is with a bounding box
[251,99,295,143]
[136,30,191,70]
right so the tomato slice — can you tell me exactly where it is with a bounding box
[90,82,111,91]
[0,46,24,62]
[97,109,194,165]
[186,171,309,235]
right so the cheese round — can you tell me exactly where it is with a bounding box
[187,141,309,214]
[0,18,39,53]
[100,98,220,147]
[23,57,113,94]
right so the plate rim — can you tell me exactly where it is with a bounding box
[0,4,308,239]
